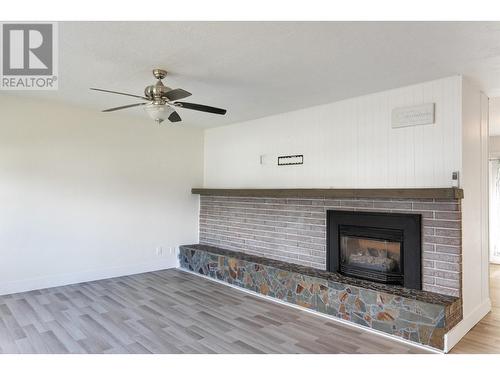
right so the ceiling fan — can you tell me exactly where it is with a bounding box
[90,69,227,124]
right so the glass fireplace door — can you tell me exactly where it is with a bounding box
[339,226,404,285]
[341,236,401,273]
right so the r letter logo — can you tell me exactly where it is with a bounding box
[1,23,58,90]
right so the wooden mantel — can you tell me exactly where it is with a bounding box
[191,187,464,200]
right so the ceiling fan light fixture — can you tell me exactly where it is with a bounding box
[91,68,227,124]
[143,103,173,124]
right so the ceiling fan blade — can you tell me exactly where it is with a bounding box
[90,88,148,100]
[174,102,227,115]
[102,103,146,112]
[168,111,182,122]
[164,88,192,101]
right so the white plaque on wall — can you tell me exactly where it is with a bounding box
[391,103,435,128]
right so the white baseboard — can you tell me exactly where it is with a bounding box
[0,256,179,296]
[179,268,441,354]
[443,298,492,353]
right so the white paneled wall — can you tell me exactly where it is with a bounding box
[204,76,462,188]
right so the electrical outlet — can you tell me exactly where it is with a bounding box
[452,171,460,187]
[156,246,177,257]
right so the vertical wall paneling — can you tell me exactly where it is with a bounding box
[204,76,462,188]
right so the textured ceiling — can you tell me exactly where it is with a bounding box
[5,21,500,128]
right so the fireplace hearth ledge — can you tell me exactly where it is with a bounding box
[179,244,462,350]
[181,244,455,304]
[191,187,464,199]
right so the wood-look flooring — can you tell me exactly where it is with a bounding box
[451,264,500,353]
[0,268,429,354]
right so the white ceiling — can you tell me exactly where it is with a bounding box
[7,21,500,129]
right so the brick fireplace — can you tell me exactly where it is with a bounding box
[183,188,463,350]
[197,191,461,297]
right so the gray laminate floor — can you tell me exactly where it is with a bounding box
[0,268,430,354]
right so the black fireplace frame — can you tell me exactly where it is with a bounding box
[327,210,422,290]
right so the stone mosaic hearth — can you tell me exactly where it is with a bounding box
[179,244,462,350]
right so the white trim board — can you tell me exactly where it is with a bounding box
[443,298,491,352]
[0,256,179,296]
[178,268,441,354]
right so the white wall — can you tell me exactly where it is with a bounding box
[204,76,462,188]
[489,97,500,136]
[0,95,203,295]
[445,80,490,351]
[434,80,490,352]
[489,97,500,156]
[489,135,500,157]
[489,135,500,264]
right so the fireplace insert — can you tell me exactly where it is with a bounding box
[327,210,421,289]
